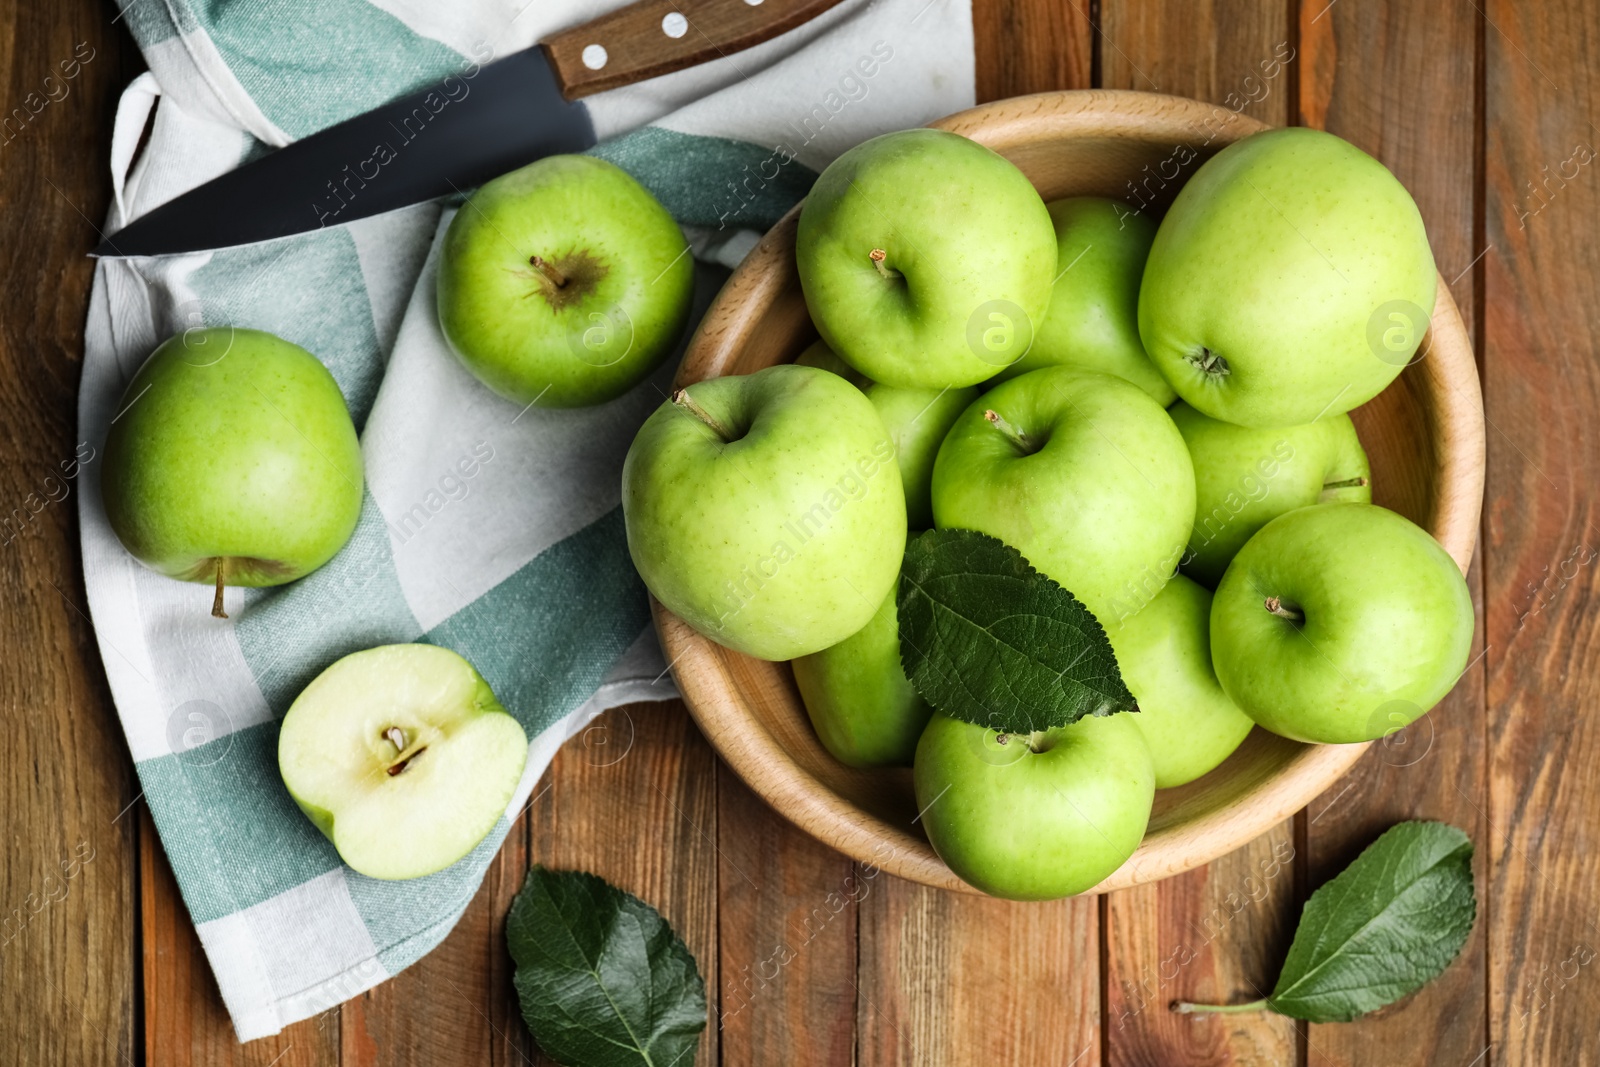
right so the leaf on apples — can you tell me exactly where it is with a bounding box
[507,866,706,1067]
[1268,820,1476,1022]
[897,528,1135,735]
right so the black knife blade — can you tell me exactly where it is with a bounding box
[93,47,593,258]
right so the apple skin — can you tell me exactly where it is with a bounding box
[1108,574,1254,788]
[792,550,929,768]
[796,341,976,528]
[1211,503,1473,744]
[278,644,529,881]
[437,155,694,409]
[796,129,1056,389]
[1139,128,1437,427]
[913,710,1154,900]
[101,327,363,591]
[931,367,1195,626]
[993,198,1174,405]
[622,364,907,661]
[1174,402,1371,587]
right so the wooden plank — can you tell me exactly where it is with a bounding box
[847,7,1104,1066]
[971,0,1091,104]
[858,885,1101,1065]
[1101,0,1295,116]
[1097,4,1299,1063]
[0,3,145,1063]
[715,769,859,1067]
[140,813,340,1066]
[1483,2,1600,1065]
[528,702,720,1067]
[1295,2,1489,1065]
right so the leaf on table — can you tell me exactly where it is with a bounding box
[507,865,707,1067]
[1269,820,1476,1022]
[897,527,1135,735]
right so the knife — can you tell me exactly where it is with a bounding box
[94,0,847,258]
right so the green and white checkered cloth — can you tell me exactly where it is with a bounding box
[78,0,972,1042]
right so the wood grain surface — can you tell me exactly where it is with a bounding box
[6,0,1593,1065]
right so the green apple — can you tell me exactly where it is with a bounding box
[792,546,929,768]
[437,154,694,409]
[931,367,1195,626]
[1107,574,1253,788]
[796,128,1056,389]
[1211,503,1473,744]
[796,341,976,528]
[622,364,906,661]
[1174,402,1371,587]
[101,327,363,618]
[913,710,1154,899]
[993,198,1173,405]
[1139,128,1437,427]
[278,644,528,881]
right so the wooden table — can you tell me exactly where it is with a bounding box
[5,1,1594,1064]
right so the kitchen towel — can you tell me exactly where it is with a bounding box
[79,0,974,1042]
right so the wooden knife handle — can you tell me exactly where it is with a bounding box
[541,0,849,100]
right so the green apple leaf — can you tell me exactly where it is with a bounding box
[897,528,1135,734]
[1268,821,1476,1022]
[507,866,706,1067]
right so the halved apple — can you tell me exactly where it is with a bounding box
[278,644,528,880]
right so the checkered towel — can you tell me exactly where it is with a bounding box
[79,0,973,1041]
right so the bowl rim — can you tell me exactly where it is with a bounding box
[655,89,1486,895]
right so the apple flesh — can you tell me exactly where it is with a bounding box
[1140,128,1437,427]
[931,367,1195,626]
[622,364,907,661]
[437,154,694,409]
[994,197,1174,405]
[796,341,976,528]
[1174,402,1371,587]
[278,644,529,881]
[1210,503,1474,744]
[1108,574,1254,788]
[913,710,1154,899]
[100,327,363,618]
[796,129,1057,389]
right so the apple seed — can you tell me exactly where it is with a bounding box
[383,725,426,776]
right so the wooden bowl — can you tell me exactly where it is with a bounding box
[654,90,1485,894]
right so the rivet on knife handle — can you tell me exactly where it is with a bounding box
[541,0,849,100]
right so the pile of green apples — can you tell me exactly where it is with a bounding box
[621,126,1474,900]
[98,156,701,881]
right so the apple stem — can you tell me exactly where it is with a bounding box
[984,409,1034,454]
[1263,596,1304,623]
[1171,998,1270,1015]
[1323,476,1369,490]
[672,387,738,442]
[869,248,899,281]
[211,559,228,620]
[530,255,568,289]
